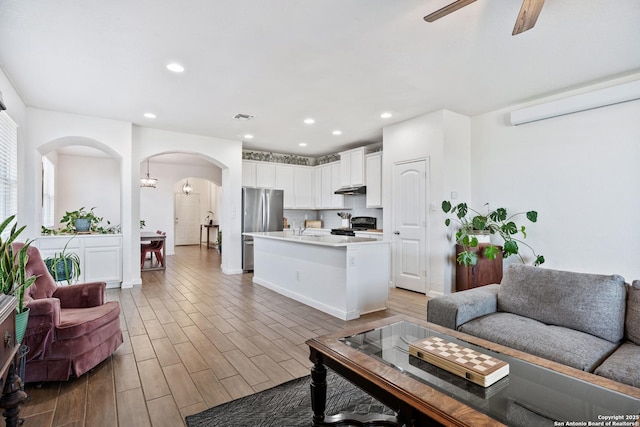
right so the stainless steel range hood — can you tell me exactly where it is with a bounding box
[334,185,366,195]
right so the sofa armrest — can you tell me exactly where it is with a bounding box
[52,281,106,308]
[25,298,61,328]
[427,284,500,330]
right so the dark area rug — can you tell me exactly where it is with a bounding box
[185,369,395,427]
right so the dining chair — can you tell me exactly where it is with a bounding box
[141,231,166,268]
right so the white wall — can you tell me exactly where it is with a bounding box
[382,109,472,296]
[471,95,640,281]
[56,154,121,226]
[23,109,243,287]
[25,108,137,286]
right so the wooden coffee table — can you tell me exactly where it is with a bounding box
[306,315,640,427]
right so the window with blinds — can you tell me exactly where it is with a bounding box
[0,111,18,236]
[42,156,55,227]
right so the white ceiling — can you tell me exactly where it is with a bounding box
[1,0,639,157]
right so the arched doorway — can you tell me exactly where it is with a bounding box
[139,152,222,256]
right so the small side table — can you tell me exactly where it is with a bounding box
[200,224,219,249]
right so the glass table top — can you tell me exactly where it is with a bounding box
[340,321,640,427]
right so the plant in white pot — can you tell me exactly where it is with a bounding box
[442,201,545,267]
[0,215,37,343]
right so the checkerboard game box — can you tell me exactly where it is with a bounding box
[408,336,509,387]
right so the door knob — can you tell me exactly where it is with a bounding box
[394,231,400,235]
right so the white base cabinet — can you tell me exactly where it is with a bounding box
[32,234,123,288]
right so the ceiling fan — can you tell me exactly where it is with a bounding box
[424,0,545,35]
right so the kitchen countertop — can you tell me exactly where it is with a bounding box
[299,228,383,235]
[244,231,387,247]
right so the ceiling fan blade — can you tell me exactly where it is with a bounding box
[512,0,545,35]
[424,0,478,22]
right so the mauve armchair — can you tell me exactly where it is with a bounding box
[13,243,123,383]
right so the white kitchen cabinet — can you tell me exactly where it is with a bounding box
[275,164,295,208]
[243,160,276,188]
[256,162,276,188]
[313,161,343,209]
[339,147,366,187]
[314,167,323,208]
[321,165,332,208]
[331,162,344,208]
[242,160,257,187]
[245,161,311,209]
[294,166,314,209]
[365,152,382,208]
[32,234,123,288]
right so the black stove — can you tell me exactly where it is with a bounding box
[331,217,376,236]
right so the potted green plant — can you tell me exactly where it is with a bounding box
[44,237,81,285]
[60,207,102,233]
[0,215,37,343]
[442,201,545,267]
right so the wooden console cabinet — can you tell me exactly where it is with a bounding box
[0,295,27,426]
[455,244,503,292]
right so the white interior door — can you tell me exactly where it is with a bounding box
[392,159,427,294]
[175,193,201,245]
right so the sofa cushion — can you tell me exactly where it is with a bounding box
[56,301,121,340]
[459,312,619,372]
[626,281,640,345]
[594,342,640,388]
[497,265,626,343]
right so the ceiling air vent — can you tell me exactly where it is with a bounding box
[233,113,254,120]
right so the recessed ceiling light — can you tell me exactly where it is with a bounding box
[144,113,156,119]
[166,63,185,73]
[298,142,307,147]
[332,130,342,135]
[244,134,254,139]
[380,112,392,119]
[303,118,315,125]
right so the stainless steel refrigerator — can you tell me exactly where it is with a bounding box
[242,187,284,271]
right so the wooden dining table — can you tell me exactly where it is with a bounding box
[141,231,166,271]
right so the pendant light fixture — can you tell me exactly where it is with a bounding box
[140,159,158,188]
[182,179,193,195]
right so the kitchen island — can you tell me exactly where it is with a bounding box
[245,231,390,320]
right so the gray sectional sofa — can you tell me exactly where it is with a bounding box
[427,264,640,388]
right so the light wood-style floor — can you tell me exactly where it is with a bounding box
[20,245,428,427]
